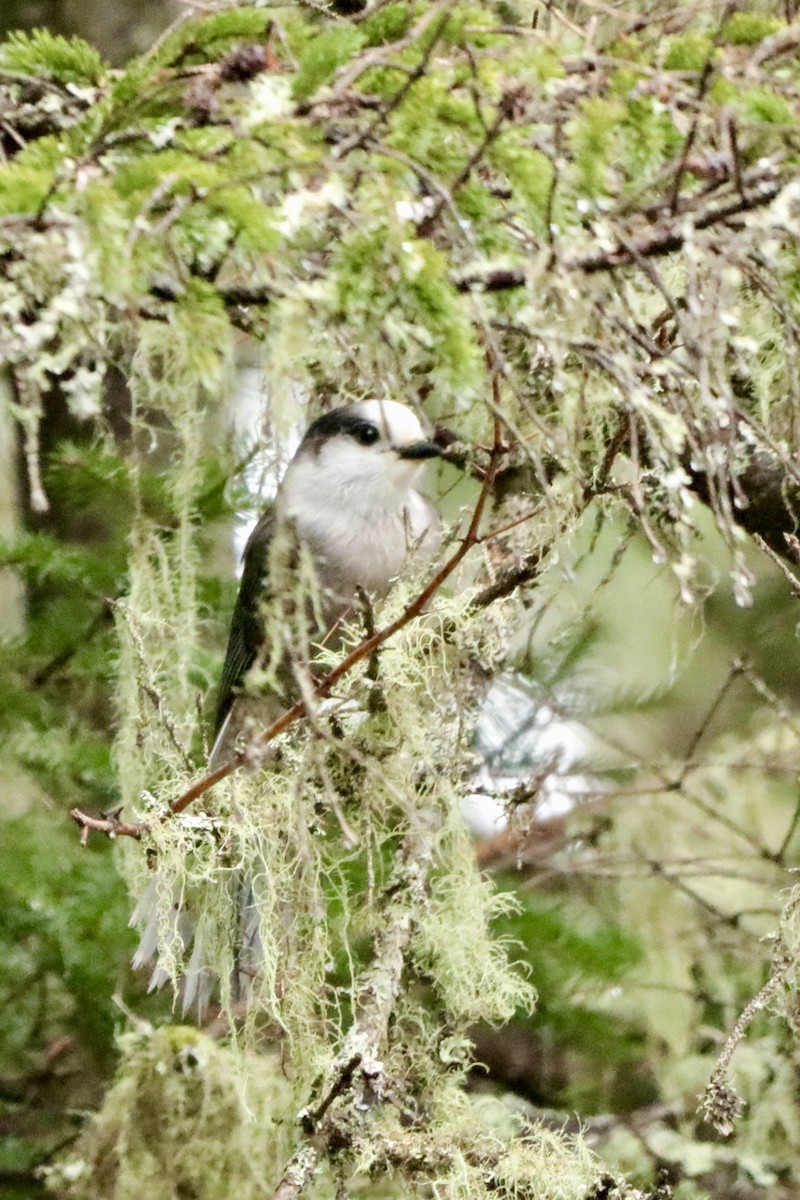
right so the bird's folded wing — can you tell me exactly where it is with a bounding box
[213,505,276,738]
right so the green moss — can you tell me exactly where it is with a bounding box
[174,126,237,156]
[663,34,714,71]
[441,5,504,50]
[721,12,783,46]
[149,8,272,69]
[0,163,53,215]
[569,97,624,196]
[609,67,642,97]
[292,25,366,101]
[709,75,738,104]
[206,187,279,252]
[491,138,554,220]
[113,150,224,198]
[742,87,792,124]
[361,2,414,47]
[457,178,495,223]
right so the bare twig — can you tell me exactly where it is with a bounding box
[669,53,715,215]
[754,533,800,596]
[70,805,145,843]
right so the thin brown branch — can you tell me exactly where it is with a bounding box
[170,431,503,815]
[73,429,505,842]
[677,663,743,779]
[454,171,783,292]
[70,806,145,842]
[474,506,542,545]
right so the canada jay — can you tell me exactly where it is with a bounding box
[209,399,442,765]
[133,400,442,1011]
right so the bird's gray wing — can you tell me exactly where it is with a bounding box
[213,505,276,739]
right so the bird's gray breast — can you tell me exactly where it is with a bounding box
[281,461,439,606]
[301,497,420,598]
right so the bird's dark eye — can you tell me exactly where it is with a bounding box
[352,422,379,446]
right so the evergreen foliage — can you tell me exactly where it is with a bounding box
[2,2,800,1198]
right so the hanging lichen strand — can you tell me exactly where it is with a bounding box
[5,2,800,1198]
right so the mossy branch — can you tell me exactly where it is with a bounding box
[699,965,788,1136]
[70,424,505,842]
[273,829,433,1200]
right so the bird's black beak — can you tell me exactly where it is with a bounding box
[396,440,441,460]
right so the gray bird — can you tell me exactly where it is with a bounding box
[133,400,442,1014]
[209,399,442,765]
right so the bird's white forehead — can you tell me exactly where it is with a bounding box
[353,400,426,445]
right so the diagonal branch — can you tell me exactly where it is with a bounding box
[455,168,784,292]
[71,430,505,840]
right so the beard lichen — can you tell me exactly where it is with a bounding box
[45,1026,295,1200]
[100,374,613,1196]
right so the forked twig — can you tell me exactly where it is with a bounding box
[70,805,144,842]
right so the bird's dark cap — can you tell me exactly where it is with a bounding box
[302,407,374,446]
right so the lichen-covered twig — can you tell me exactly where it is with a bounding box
[699,967,786,1135]
[472,552,542,609]
[272,830,433,1200]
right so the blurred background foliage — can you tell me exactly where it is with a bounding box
[2,1,800,1198]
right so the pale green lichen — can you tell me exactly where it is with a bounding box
[44,1027,295,1200]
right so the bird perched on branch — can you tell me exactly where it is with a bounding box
[209,399,443,766]
[133,400,442,1014]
